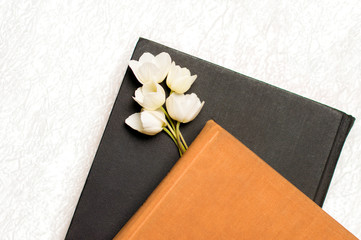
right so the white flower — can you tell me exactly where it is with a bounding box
[166,62,197,93]
[166,93,205,123]
[125,109,167,136]
[133,81,165,110]
[129,52,171,84]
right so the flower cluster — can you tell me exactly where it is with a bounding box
[125,52,204,156]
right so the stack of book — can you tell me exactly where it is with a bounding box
[66,38,356,239]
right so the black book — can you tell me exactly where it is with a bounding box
[66,38,355,240]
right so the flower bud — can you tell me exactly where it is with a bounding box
[133,81,165,110]
[166,93,204,123]
[125,109,167,135]
[166,62,197,93]
[129,52,171,84]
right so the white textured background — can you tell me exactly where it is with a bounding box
[1,0,360,239]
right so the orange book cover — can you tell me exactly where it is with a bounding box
[114,120,357,240]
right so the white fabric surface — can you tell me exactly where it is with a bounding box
[1,1,360,239]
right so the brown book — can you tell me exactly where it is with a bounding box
[114,120,357,240]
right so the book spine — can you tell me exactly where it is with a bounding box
[314,114,355,206]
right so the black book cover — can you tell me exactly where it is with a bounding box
[66,38,355,240]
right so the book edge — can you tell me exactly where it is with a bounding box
[314,114,356,206]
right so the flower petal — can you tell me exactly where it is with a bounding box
[142,80,159,92]
[166,62,197,94]
[142,93,165,110]
[140,109,166,135]
[155,52,172,81]
[138,82,166,110]
[166,93,185,122]
[186,96,204,123]
[173,75,197,93]
[139,52,155,63]
[130,52,172,84]
[138,62,160,84]
[167,62,176,79]
[132,87,145,107]
[155,52,171,67]
[125,113,143,132]
[134,87,144,101]
[129,60,142,84]
[155,108,167,122]
[178,66,191,78]
[166,92,204,123]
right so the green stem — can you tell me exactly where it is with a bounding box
[179,131,188,149]
[166,124,183,155]
[163,127,183,156]
[176,121,186,153]
[163,127,177,146]
[178,147,182,156]
[161,107,176,131]
[166,124,177,139]
[161,107,187,156]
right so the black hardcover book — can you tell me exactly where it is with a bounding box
[66,38,355,240]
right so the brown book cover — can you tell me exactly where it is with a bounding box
[114,120,357,240]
